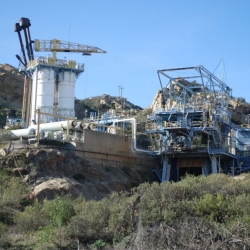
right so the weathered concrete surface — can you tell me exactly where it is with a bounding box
[75,129,155,172]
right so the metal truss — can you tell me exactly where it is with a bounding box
[157,66,232,113]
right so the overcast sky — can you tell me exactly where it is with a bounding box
[1,0,250,108]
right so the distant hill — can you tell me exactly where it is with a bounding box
[75,94,143,119]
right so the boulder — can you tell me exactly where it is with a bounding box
[33,178,81,201]
[0,148,6,157]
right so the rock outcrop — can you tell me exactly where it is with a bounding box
[228,98,250,125]
[151,89,250,125]
[0,64,24,109]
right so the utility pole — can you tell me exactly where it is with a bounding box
[118,85,124,110]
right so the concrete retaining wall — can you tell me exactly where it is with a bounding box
[74,129,155,173]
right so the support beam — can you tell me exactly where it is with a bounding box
[211,156,217,174]
[162,158,167,181]
[166,162,171,181]
[161,155,170,181]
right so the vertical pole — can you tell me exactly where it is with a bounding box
[22,75,28,121]
[166,160,171,181]
[162,155,170,182]
[161,159,167,182]
[26,76,32,126]
[67,119,69,140]
[31,67,38,124]
[219,156,221,173]
[37,109,40,142]
[211,155,217,174]
[232,160,235,176]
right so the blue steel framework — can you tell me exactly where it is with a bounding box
[144,66,250,182]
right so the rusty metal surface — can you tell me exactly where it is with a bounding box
[177,158,205,168]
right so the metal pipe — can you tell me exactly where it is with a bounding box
[22,75,28,122]
[112,118,150,153]
[26,77,32,126]
[10,120,77,139]
[33,68,38,123]
[9,128,35,139]
[19,18,31,61]
[26,19,34,60]
[37,109,40,141]
[14,23,27,65]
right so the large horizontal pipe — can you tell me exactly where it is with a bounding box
[9,128,35,139]
[10,120,77,139]
[29,120,77,131]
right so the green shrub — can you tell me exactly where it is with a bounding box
[36,196,76,249]
[230,193,250,228]
[1,177,27,207]
[90,239,108,249]
[108,192,138,241]
[194,193,234,223]
[2,173,250,248]
[67,197,111,242]
[14,199,48,232]
[138,182,163,227]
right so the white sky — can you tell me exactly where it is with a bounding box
[1,0,250,108]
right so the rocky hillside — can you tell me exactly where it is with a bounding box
[0,64,24,108]
[151,90,250,125]
[0,64,24,127]
[75,94,142,119]
[0,144,156,201]
[228,97,250,125]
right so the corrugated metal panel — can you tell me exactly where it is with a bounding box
[177,158,205,168]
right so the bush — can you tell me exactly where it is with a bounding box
[14,199,48,232]
[36,196,76,249]
[194,193,234,223]
[1,177,28,207]
[68,197,111,242]
[90,239,108,249]
[3,173,250,248]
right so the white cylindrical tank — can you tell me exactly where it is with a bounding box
[37,68,55,122]
[30,68,55,123]
[58,71,76,118]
